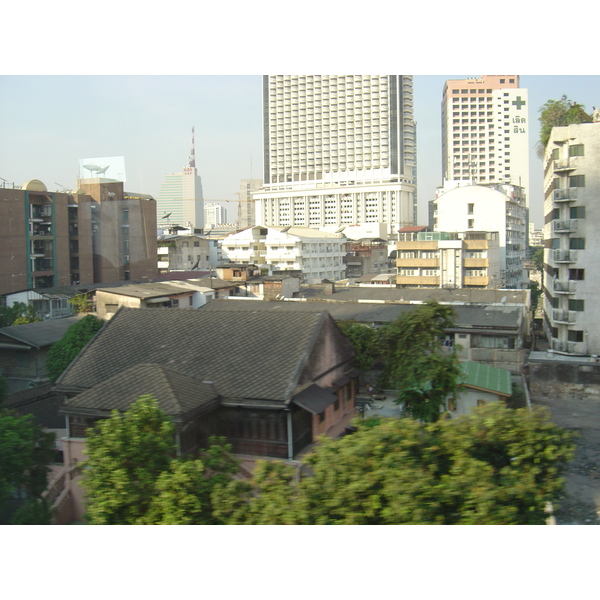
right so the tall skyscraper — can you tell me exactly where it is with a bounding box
[204,202,227,229]
[238,178,262,229]
[441,75,530,206]
[254,75,416,232]
[156,127,204,229]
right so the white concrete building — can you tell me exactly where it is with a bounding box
[254,75,416,230]
[543,121,600,355]
[204,203,227,229]
[434,181,527,288]
[441,75,530,207]
[220,225,346,283]
[157,234,211,273]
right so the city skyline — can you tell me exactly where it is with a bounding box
[1,75,598,228]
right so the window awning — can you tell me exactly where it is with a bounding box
[292,384,337,415]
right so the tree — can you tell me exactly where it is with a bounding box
[216,403,575,525]
[0,409,55,524]
[337,321,378,371]
[45,314,105,383]
[81,396,240,524]
[69,293,93,314]
[537,95,592,157]
[0,303,40,327]
[81,395,176,524]
[377,300,463,422]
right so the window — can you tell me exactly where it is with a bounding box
[468,219,474,229]
[194,241,200,247]
[569,144,584,157]
[569,175,585,187]
[477,399,487,407]
[569,269,585,281]
[569,238,585,250]
[468,203,474,214]
[568,330,584,343]
[319,411,325,423]
[570,206,585,219]
[569,299,584,311]
[189,296,193,306]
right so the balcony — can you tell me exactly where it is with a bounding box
[552,309,576,324]
[464,276,489,287]
[553,188,577,202]
[396,275,439,286]
[553,219,578,233]
[396,258,440,268]
[464,258,489,268]
[551,338,577,354]
[553,280,576,294]
[554,249,576,263]
[554,159,574,172]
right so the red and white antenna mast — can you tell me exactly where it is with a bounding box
[189,126,196,168]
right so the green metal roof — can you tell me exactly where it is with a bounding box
[460,361,512,397]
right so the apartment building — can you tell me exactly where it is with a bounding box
[396,230,500,289]
[434,181,527,288]
[220,225,346,283]
[441,75,530,206]
[0,178,157,296]
[542,121,600,355]
[157,234,212,273]
[254,75,416,230]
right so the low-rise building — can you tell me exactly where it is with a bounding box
[52,306,358,522]
[157,234,212,273]
[94,280,215,319]
[446,361,512,417]
[396,230,500,289]
[0,316,84,391]
[220,225,347,283]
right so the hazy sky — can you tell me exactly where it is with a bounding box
[1,74,598,226]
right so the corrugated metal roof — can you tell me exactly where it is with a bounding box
[460,361,512,396]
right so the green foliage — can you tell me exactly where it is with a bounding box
[217,403,574,525]
[337,321,378,370]
[0,303,41,327]
[528,282,542,312]
[0,376,7,406]
[0,409,55,523]
[532,247,544,273]
[81,395,176,524]
[537,95,592,156]
[377,300,463,422]
[69,294,93,314]
[10,497,52,525]
[45,314,105,383]
[81,397,240,525]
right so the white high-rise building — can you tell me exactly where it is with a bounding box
[204,202,227,230]
[543,120,600,355]
[156,128,204,229]
[441,76,530,207]
[254,75,416,233]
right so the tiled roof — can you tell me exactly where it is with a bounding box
[460,361,512,396]
[0,316,85,349]
[57,307,329,404]
[62,364,220,418]
[201,299,522,331]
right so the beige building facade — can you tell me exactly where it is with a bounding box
[396,230,500,289]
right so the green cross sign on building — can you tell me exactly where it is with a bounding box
[512,96,526,110]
